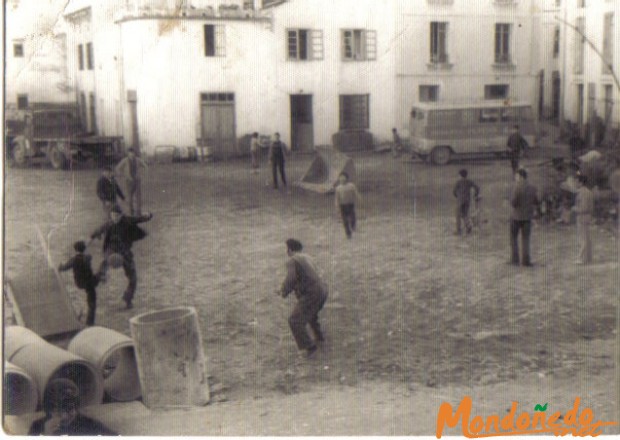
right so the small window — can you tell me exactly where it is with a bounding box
[204,24,226,57]
[342,29,376,61]
[201,92,235,103]
[484,84,509,100]
[86,42,94,70]
[339,94,369,130]
[13,42,24,57]
[419,85,439,102]
[78,44,84,71]
[410,109,425,120]
[17,94,29,110]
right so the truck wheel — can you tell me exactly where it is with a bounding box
[47,143,68,170]
[430,146,451,165]
[11,139,28,167]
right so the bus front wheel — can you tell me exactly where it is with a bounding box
[431,146,451,165]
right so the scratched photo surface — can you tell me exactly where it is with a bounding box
[3,0,620,437]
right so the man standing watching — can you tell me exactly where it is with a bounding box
[116,148,148,216]
[509,168,540,267]
[278,239,328,358]
[269,133,288,190]
[506,125,527,174]
[572,174,594,264]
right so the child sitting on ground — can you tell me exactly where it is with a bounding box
[58,241,100,326]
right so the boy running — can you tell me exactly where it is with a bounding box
[58,241,100,326]
[335,172,361,239]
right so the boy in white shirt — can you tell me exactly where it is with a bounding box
[334,172,361,239]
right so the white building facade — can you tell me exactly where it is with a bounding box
[561,0,619,135]
[5,0,73,118]
[62,0,544,156]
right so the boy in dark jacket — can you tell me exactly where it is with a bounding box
[96,167,125,220]
[58,241,100,326]
[91,205,153,309]
[453,169,480,235]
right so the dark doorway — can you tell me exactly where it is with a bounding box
[290,95,314,151]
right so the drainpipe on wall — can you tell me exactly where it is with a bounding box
[559,1,568,126]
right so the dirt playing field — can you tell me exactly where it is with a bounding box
[3,150,619,432]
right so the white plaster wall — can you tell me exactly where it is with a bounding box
[119,18,275,154]
[270,0,397,145]
[563,0,619,129]
[395,0,539,133]
[5,0,73,110]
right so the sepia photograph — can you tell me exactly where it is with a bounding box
[2,0,620,436]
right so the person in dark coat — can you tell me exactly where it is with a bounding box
[278,239,328,358]
[29,379,117,436]
[509,168,540,266]
[506,125,528,174]
[453,168,480,235]
[96,167,125,220]
[268,133,288,189]
[58,241,100,326]
[91,205,153,309]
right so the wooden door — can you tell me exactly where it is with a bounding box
[200,93,236,158]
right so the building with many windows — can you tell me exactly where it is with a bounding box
[62,0,543,156]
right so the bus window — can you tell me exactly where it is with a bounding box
[480,108,499,123]
[519,106,534,122]
[430,110,460,128]
[462,109,477,126]
[500,108,518,122]
[411,109,425,120]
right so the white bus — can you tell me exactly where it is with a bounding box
[409,101,538,165]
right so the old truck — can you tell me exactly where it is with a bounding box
[6,105,124,169]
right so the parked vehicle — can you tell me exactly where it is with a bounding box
[408,101,538,165]
[6,105,124,169]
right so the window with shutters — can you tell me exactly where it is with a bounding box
[494,23,512,64]
[204,24,226,57]
[602,13,614,75]
[341,29,376,61]
[78,44,84,71]
[86,42,94,70]
[574,17,585,74]
[430,22,449,63]
[287,29,323,60]
[339,95,369,130]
